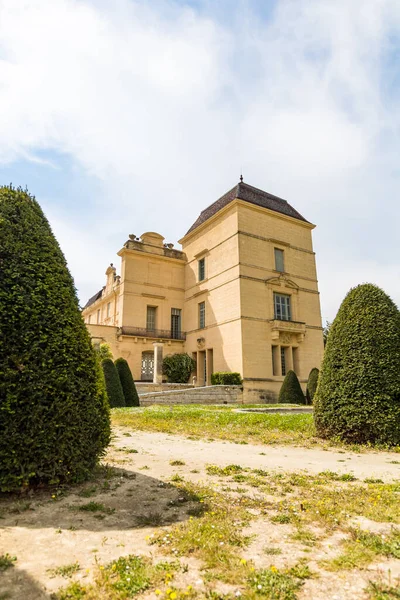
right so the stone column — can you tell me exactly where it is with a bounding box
[153,342,164,384]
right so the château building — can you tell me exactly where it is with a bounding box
[82,180,324,402]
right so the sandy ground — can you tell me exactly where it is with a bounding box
[114,429,400,482]
[0,428,399,600]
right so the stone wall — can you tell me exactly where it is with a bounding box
[139,385,243,406]
[136,383,194,395]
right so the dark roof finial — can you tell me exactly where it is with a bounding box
[240,173,243,183]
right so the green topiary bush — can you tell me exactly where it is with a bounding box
[278,370,305,404]
[306,368,319,405]
[211,372,243,385]
[115,358,140,407]
[102,359,126,408]
[314,284,400,445]
[0,186,110,492]
[162,353,196,383]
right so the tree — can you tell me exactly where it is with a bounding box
[278,371,305,404]
[0,186,110,492]
[102,359,126,408]
[314,284,400,445]
[306,368,319,405]
[95,343,113,362]
[323,321,331,347]
[162,353,196,383]
[115,358,140,407]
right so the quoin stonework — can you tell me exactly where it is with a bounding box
[82,180,324,402]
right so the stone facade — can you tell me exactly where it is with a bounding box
[82,181,324,402]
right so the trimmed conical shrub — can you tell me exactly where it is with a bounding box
[314,284,400,445]
[278,370,305,404]
[102,358,125,407]
[306,368,319,405]
[0,186,110,492]
[115,358,140,407]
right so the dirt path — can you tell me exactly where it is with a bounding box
[1,428,399,600]
[114,428,400,482]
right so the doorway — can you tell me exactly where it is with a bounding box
[141,351,154,381]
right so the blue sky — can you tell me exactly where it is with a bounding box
[0,0,399,322]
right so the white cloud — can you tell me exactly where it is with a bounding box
[0,0,399,317]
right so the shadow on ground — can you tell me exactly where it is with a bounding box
[0,465,194,532]
[0,567,51,600]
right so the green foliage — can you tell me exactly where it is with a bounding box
[162,353,196,383]
[95,343,113,361]
[211,372,243,385]
[323,320,332,347]
[114,358,140,407]
[306,368,319,405]
[102,359,125,408]
[0,186,110,492]
[314,284,400,445]
[278,370,305,405]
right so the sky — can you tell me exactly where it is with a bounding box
[0,0,399,323]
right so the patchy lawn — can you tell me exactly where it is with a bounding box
[111,405,400,453]
[1,417,400,599]
[112,405,318,448]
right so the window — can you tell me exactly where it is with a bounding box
[274,248,284,272]
[146,306,157,331]
[198,257,205,281]
[97,309,100,324]
[88,314,92,324]
[107,302,111,318]
[274,293,291,321]
[272,346,279,376]
[171,308,182,338]
[199,301,205,329]
[281,347,287,376]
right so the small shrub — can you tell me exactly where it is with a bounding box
[211,372,243,385]
[115,358,140,407]
[306,368,319,405]
[102,359,125,408]
[162,353,196,383]
[278,371,305,404]
[314,284,400,445]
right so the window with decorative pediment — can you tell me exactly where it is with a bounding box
[274,293,291,321]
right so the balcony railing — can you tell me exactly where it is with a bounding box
[119,326,186,341]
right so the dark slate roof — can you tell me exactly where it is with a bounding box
[185,181,309,236]
[83,288,103,310]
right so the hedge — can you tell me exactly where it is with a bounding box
[314,284,400,445]
[162,353,196,383]
[0,186,110,492]
[102,359,126,408]
[115,358,140,407]
[278,370,305,404]
[306,368,319,405]
[211,372,243,385]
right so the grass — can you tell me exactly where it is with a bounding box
[200,467,400,530]
[55,556,185,600]
[247,563,312,599]
[0,554,16,571]
[149,481,253,584]
[48,562,80,578]
[112,405,316,446]
[368,578,400,599]
[73,502,115,515]
[322,528,400,571]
